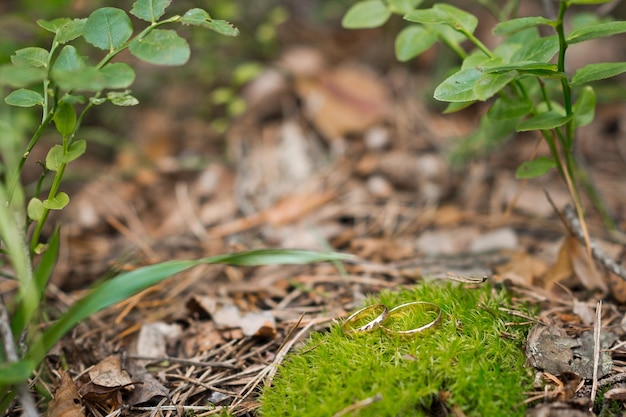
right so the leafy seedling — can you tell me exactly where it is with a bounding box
[342,0,626,235]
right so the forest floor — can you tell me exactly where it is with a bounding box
[3,2,626,416]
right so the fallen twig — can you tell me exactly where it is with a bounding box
[562,204,626,280]
[590,301,602,407]
[545,191,626,281]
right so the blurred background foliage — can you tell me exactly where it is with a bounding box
[0,0,352,134]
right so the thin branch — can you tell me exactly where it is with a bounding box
[590,301,602,407]
[545,192,626,280]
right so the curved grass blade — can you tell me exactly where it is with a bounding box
[26,250,351,364]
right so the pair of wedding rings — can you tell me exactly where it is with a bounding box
[341,301,442,337]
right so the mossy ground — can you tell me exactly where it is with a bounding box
[258,283,534,416]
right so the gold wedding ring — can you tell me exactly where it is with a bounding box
[380,301,442,337]
[342,304,389,336]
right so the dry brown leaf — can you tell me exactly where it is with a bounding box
[88,355,133,388]
[543,237,575,289]
[494,251,548,287]
[569,237,607,292]
[182,321,225,356]
[608,271,626,303]
[126,362,169,406]
[80,355,134,408]
[295,64,391,140]
[188,297,277,338]
[543,236,607,292]
[79,383,125,408]
[48,371,85,417]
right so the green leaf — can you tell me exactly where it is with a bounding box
[180,9,239,36]
[515,156,556,179]
[11,47,49,68]
[180,7,211,25]
[342,0,391,29]
[487,96,531,120]
[61,94,86,105]
[204,19,240,37]
[100,62,136,89]
[386,0,423,14]
[442,100,475,114]
[53,66,108,91]
[569,0,614,4]
[54,101,76,136]
[51,47,108,91]
[395,25,437,62]
[27,198,44,222]
[0,360,36,384]
[52,45,84,73]
[37,18,71,33]
[26,249,351,365]
[83,7,133,50]
[484,62,559,74]
[473,72,516,101]
[571,62,626,85]
[131,0,171,22]
[516,111,572,131]
[510,35,559,63]
[66,140,87,163]
[567,21,626,44]
[89,97,107,105]
[461,51,492,69]
[56,18,87,44]
[484,62,565,80]
[405,4,477,34]
[43,192,70,210]
[5,89,44,107]
[572,85,596,127]
[45,141,85,169]
[493,16,554,35]
[129,29,190,66]
[434,67,481,102]
[107,91,139,106]
[45,146,63,171]
[0,64,45,87]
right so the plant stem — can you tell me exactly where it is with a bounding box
[463,30,494,59]
[555,1,574,151]
[7,112,54,204]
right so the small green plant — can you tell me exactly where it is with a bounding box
[342,0,626,233]
[0,1,348,414]
[259,283,533,416]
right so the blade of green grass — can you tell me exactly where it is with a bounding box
[21,249,351,369]
[10,228,60,337]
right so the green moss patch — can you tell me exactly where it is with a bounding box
[259,283,534,416]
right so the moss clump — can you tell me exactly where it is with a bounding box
[259,283,534,416]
